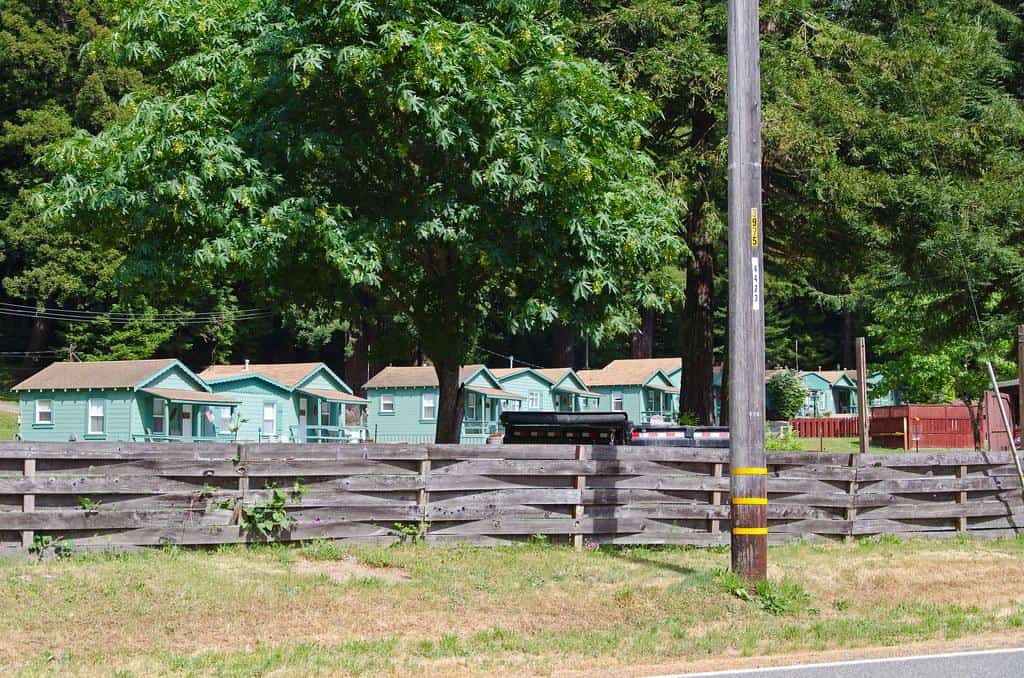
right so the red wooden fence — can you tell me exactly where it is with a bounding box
[791,417,860,438]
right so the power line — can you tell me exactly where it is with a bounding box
[0,302,272,321]
[0,350,63,357]
[478,346,545,369]
[0,307,272,326]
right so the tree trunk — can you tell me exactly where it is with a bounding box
[679,91,718,426]
[964,394,983,451]
[550,321,576,367]
[680,208,716,425]
[25,314,53,366]
[434,361,465,443]
[840,309,854,369]
[629,309,656,358]
[343,316,379,397]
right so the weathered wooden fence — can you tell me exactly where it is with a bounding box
[0,442,1021,554]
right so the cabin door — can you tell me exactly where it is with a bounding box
[169,404,183,437]
[181,404,193,440]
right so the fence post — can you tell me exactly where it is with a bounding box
[418,458,431,540]
[232,443,248,526]
[956,464,968,532]
[573,445,587,551]
[845,453,859,543]
[710,462,723,536]
[21,458,35,550]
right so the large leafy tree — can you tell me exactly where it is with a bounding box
[39,0,682,441]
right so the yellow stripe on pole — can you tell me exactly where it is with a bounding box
[732,467,767,475]
[731,497,767,505]
[732,527,768,535]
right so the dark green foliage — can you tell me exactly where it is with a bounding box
[241,484,299,539]
[766,370,809,420]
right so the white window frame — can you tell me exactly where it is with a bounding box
[528,391,541,410]
[87,398,105,435]
[380,394,395,413]
[466,395,478,421]
[505,399,520,411]
[421,393,436,420]
[320,401,331,427]
[262,402,277,436]
[152,398,166,434]
[611,392,624,411]
[35,399,53,425]
[219,406,233,431]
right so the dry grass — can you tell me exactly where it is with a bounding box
[3,536,1024,676]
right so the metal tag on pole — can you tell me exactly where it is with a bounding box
[727,0,767,580]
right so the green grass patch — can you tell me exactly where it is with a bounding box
[2,537,1023,675]
[0,409,17,441]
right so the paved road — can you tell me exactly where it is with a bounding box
[662,647,1024,678]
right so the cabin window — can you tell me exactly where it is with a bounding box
[612,392,624,411]
[466,396,478,420]
[380,395,395,413]
[219,406,233,431]
[152,398,166,434]
[88,398,105,435]
[505,399,520,411]
[528,391,541,410]
[35,399,53,425]
[320,402,331,427]
[262,402,277,435]
[421,393,436,420]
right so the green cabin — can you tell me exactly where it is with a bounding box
[12,358,240,442]
[198,362,368,442]
[718,369,900,422]
[364,365,523,444]
[577,358,682,425]
[490,367,601,412]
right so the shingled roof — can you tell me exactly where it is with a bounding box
[12,359,179,391]
[578,358,682,387]
[364,365,484,389]
[199,363,323,387]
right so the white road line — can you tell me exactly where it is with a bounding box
[654,646,1024,677]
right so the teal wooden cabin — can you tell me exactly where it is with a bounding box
[577,358,682,425]
[364,365,523,443]
[12,359,240,442]
[490,367,601,412]
[198,362,368,442]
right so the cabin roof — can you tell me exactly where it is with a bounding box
[12,359,179,391]
[364,365,484,389]
[578,357,682,387]
[199,363,323,388]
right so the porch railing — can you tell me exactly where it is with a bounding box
[640,411,676,424]
[462,419,501,436]
[287,425,367,443]
[131,433,237,443]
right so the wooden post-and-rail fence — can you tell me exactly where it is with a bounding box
[0,442,1021,555]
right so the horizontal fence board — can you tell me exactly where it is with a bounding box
[0,442,1021,550]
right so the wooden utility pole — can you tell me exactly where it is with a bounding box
[727,0,767,581]
[1017,324,1024,433]
[856,337,869,454]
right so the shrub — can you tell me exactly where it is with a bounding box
[766,371,809,420]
